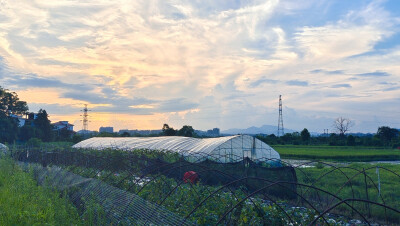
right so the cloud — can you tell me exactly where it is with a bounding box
[286,80,309,86]
[382,86,400,91]
[331,84,352,88]
[311,69,345,74]
[249,77,279,87]
[62,91,109,104]
[0,0,399,132]
[3,73,99,93]
[355,71,390,77]
[28,103,81,115]
[157,98,199,113]
[295,0,394,60]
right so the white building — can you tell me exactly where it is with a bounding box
[52,121,74,131]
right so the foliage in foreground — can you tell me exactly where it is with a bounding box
[66,165,318,225]
[297,163,400,223]
[0,158,82,225]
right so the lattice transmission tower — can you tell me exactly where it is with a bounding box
[277,95,284,137]
[80,104,91,133]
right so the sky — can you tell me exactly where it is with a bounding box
[0,0,399,133]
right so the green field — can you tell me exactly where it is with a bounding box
[272,145,400,161]
[0,158,82,225]
[296,163,400,223]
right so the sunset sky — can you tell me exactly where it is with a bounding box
[1,0,399,133]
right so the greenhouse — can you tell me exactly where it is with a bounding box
[73,134,280,163]
[0,143,8,155]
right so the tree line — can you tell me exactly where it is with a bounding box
[257,126,400,148]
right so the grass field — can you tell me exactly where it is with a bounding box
[272,145,400,162]
[0,158,82,225]
[296,163,400,223]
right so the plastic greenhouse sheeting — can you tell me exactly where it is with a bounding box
[0,143,8,153]
[73,135,280,163]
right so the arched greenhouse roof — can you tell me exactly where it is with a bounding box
[0,143,8,152]
[73,135,280,163]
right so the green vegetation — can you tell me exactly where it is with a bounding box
[257,126,400,148]
[297,163,400,223]
[273,145,400,161]
[0,158,82,225]
[61,154,400,224]
[9,145,400,224]
[66,165,317,225]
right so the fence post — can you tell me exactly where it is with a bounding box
[363,168,371,217]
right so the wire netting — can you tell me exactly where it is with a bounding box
[8,146,400,225]
[17,161,193,225]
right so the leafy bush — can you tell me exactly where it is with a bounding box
[27,138,42,147]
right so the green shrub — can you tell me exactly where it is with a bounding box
[27,138,42,147]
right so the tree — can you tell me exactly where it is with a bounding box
[0,115,19,143]
[34,109,53,142]
[19,125,38,141]
[72,134,83,144]
[333,117,354,136]
[347,135,356,146]
[300,128,310,144]
[121,132,131,137]
[178,125,194,137]
[57,128,74,141]
[377,126,399,146]
[162,124,177,136]
[0,87,28,143]
[0,86,28,116]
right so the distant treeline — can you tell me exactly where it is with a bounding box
[256,127,400,148]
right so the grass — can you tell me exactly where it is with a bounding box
[296,163,400,223]
[0,158,82,225]
[272,145,400,161]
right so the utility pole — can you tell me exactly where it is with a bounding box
[277,95,284,137]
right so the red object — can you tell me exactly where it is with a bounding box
[183,171,199,184]
[397,146,400,150]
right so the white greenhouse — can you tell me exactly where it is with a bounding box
[0,143,8,154]
[73,135,280,163]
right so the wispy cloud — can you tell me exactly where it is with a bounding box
[0,0,399,132]
[311,69,345,75]
[286,80,309,86]
[331,84,352,88]
[249,78,279,88]
[355,71,390,77]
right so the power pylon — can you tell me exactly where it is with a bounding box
[80,104,91,133]
[277,95,284,137]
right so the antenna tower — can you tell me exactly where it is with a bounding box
[277,95,284,137]
[80,104,90,132]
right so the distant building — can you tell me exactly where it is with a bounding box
[77,130,98,135]
[9,112,38,127]
[100,126,114,133]
[52,121,74,131]
[195,128,220,137]
[9,114,26,127]
[118,129,162,136]
[207,128,220,137]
